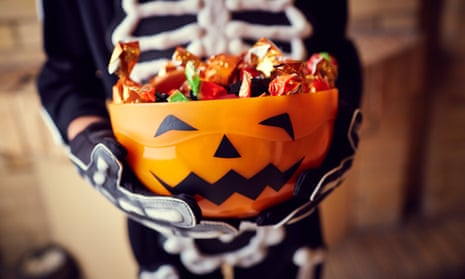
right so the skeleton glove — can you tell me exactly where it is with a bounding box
[68,121,203,235]
[257,103,362,226]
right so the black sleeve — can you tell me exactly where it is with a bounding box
[37,0,109,143]
[297,0,362,106]
[297,0,348,42]
[295,0,363,200]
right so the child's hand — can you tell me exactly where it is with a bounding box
[68,120,205,235]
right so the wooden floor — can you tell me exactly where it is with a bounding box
[324,215,465,279]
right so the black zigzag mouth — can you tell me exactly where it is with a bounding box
[150,158,303,205]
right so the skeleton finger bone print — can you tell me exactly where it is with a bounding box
[111,0,312,82]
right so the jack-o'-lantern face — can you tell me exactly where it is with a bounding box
[107,89,338,218]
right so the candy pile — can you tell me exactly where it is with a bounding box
[109,38,338,104]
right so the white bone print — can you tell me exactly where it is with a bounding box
[161,222,285,274]
[293,247,325,279]
[112,0,312,82]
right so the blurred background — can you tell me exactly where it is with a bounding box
[0,0,464,278]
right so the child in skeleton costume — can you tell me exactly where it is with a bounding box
[37,0,362,278]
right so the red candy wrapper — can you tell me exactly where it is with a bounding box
[307,52,338,88]
[268,73,302,96]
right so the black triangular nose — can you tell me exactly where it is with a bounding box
[214,135,241,158]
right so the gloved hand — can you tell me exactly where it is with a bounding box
[256,104,362,227]
[68,120,239,237]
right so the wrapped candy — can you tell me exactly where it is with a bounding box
[109,41,156,104]
[171,46,204,69]
[268,73,302,96]
[244,38,284,77]
[198,81,228,100]
[150,69,186,94]
[306,52,338,88]
[112,76,155,104]
[108,41,140,77]
[109,38,339,104]
[204,54,241,86]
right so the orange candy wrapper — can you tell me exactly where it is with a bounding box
[109,38,338,104]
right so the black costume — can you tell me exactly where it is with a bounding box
[37,0,362,278]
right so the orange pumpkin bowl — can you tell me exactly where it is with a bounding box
[107,89,338,218]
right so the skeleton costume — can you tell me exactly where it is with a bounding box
[37,0,362,278]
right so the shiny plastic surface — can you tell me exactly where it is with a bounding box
[107,89,338,218]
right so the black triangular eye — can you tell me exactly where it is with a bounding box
[259,113,295,140]
[154,115,197,137]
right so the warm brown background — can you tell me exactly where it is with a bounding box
[1,0,464,278]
